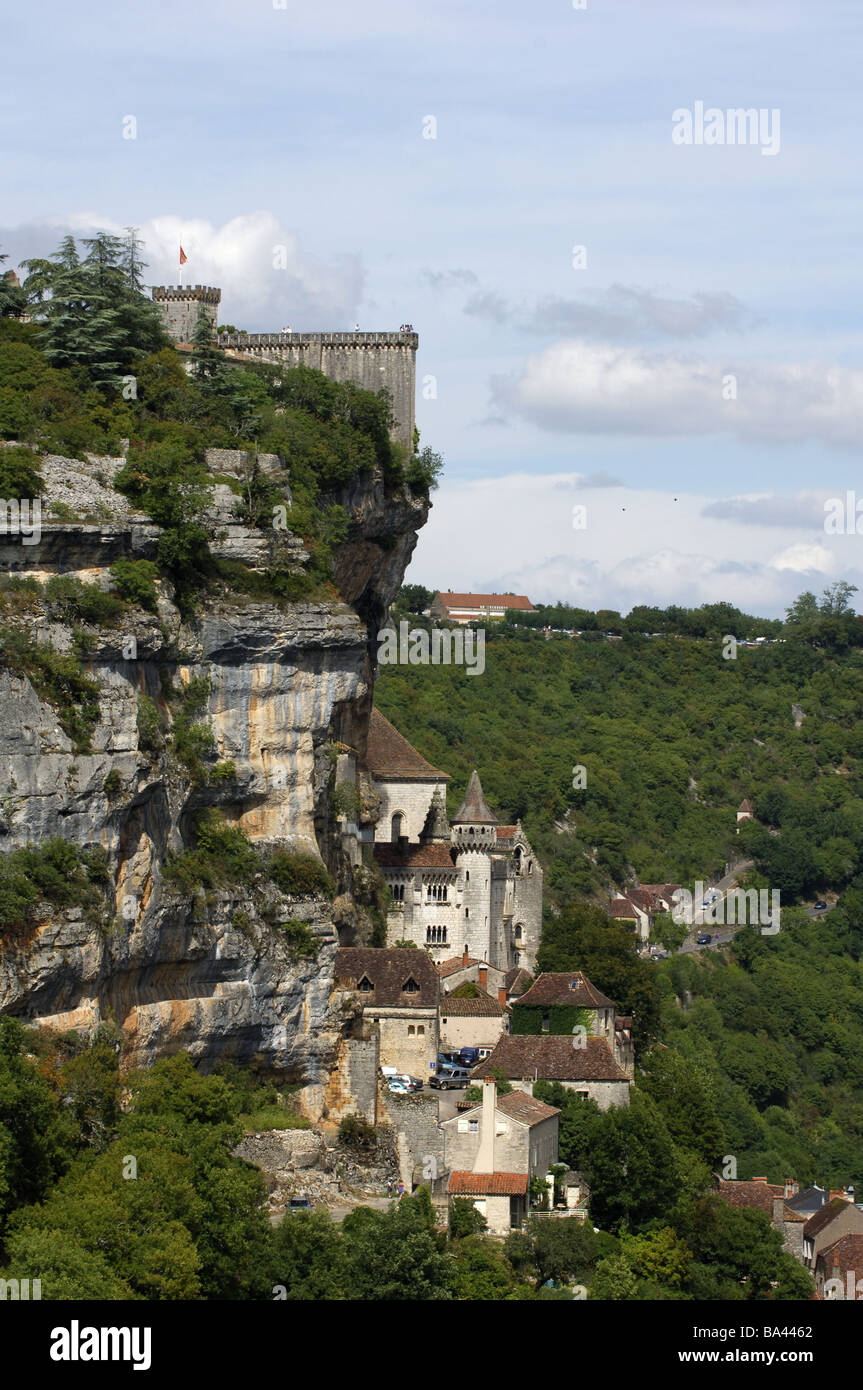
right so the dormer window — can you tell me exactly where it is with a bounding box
[357,975,374,993]
[402,977,419,994]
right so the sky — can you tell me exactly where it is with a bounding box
[3,0,862,616]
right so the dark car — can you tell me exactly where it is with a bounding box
[429,1068,470,1090]
[289,1196,312,1214]
[458,1047,480,1067]
[696,933,712,946]
[438,1051,461,1066]
[813,901,828,911]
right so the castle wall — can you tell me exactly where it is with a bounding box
[374,779,440,844]
[454,847,495,964]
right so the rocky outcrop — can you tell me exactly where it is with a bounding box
[0,451,428,1094]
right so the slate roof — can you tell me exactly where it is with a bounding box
[785,1185,829,1216]
[452,770,498,825]
[440,991,506,1018]
[471,1035,628,1083]
[366,708,448,781]
[448,1171,529,1196]
[334,948,439,1007]
[716,1179,785,1213]
[373,843,456,870]
[515,972,615,1010]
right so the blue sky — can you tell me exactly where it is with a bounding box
[3,0,863,614]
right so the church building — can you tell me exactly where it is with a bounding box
[365,710,542,972]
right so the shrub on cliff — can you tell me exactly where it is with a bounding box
[0,841,109,930]
[267,849,335,900]
[0,443,43,499]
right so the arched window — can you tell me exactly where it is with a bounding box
[391,812,405,844]
[514,923,523,940]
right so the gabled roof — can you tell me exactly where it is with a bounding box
[496,1091,560,1125]
[452,770,498,825]
[440,990,506,1018]
[366,708,448,782]
[804,1197,857,1239]
[471,1035,628,1083]
[448,1171,529,1196]
[785,1184,828,1216]
[373,843,456,870]
[816,1232,863,1282]
[609,898,640,919]
[738,799,753,813]
[334,948,439,1007]
[437,955,483,978]
[515,972,616,1010]
[503,967,534,997]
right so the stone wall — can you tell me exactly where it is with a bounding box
[383,1091,445,1188]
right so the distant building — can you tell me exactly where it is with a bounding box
[510,971,634,1077]
[366,710,543,971]
[439,988,508,1055]
[815,1233,863,1299]
[736,798,754,833]
[429,591,534,624]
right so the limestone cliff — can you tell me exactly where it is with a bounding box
[0,449,427,1107]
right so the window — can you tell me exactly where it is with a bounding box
[465,871,470,882]
[402,977,419,994]
[468,1120,479,1133]
[541,1012,550,1033]
[357,975,374,993]
[465,908,470,918]
[391,812,405,844]
[417,1025,425,1035]
[426,925,448,944]
[407,1025,415,1036]
[514,923,522,940]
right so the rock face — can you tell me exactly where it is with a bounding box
[0,452,428,1101]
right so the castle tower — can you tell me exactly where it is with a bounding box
[152,285,221,345]
[451,771,499,964]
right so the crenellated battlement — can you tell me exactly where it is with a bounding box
[152,285,222,303]
[150,283,417,447]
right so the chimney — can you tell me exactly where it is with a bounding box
[753,1176,768,1183]
[498,987,507,1007]
[462,946,469,967]
[473,1077,497,1173]
[478,965,488,990]
[785,1179,798,1199]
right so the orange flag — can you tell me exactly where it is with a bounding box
[179,246,188,265]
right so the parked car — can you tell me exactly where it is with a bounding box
[813,901,828,911]
[429,1069,470,1090]
[696,933,713,946]
[438,1051,461,1066]
[289,1195,312,1214]
[391,1074,423,1092]
[458,1047,480,1066]
[387,1080,412,1095]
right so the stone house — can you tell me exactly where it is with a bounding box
[444,1078,559,1234]
[510,971,635,1078]
[802,1196,863,1269]
[333,948,439,1080]
[366,710,543,971]
[437,950,508,998]
[470,1035,631,1109]
[439,989,508,1055]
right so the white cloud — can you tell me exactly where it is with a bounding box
[3,212,364,332]
[768,543,834,573]
[492,340,863,448]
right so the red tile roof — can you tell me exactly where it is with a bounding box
[496,825,517,840]
[366,708,448,781]
[448,1171,529,1196]
[373,842,456,869]
[515,972,615,1010]
[716,1179,785,1213]
[440,990,506,1018]
[437,955,482,978]
[471,1035,628,1083]
[504,967,534,997]
[609,898,640,919]
[435,592,534,612]
[817,1233,863,1288]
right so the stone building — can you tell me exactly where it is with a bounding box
[366,710,543,972]
[439,990,508,1055]
[333,948,439,1079]
[444,1079,560,1234]
[510,971,635,1078]
[150,285,417,448]
[471,1035,631,1109]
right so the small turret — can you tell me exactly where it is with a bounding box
[420,785,450,843]
[451,770,497,850]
